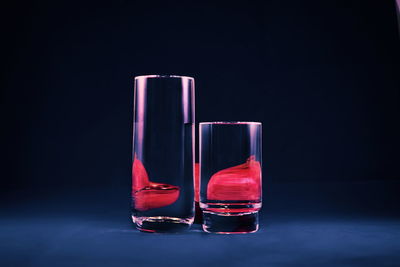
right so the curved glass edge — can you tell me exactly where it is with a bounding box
[134,74,194,80]
[199,121,262,125]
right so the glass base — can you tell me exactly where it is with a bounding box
[202,211,259,234]
[132,216,194,233]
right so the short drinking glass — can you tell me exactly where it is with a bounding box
[199,122,262,234]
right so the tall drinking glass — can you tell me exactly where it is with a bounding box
[132,75,195,232]
[200,122,262,234]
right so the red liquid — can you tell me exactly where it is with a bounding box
[207,156,261,201]
[194,163,200,202]
[132,155,180,211]
[193,163,203,224]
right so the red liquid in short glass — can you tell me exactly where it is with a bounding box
[194,163,203,224]
[201,156,262,214]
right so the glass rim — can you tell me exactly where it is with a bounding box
[134,74,194,80]
[199,121,261,125]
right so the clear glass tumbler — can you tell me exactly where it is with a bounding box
[131,75,195,232]
[199,122,262,234]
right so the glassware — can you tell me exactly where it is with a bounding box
[199,122,262,234]
[194,123,203,224]
[131,75,195,232]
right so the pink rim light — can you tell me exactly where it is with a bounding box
[200,121,261,125]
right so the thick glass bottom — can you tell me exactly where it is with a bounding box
[132,216,194,233]
[202,211,259,234]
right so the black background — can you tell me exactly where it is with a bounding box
[1,0,400,266]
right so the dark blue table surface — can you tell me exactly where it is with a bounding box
[1,181,399,267]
